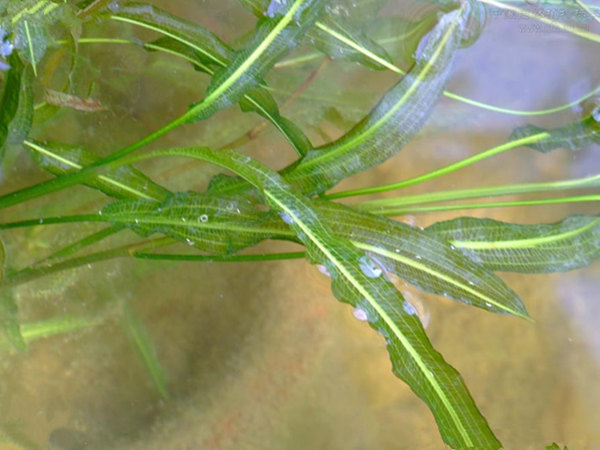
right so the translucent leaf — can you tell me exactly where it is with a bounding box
[308,16,394,70]
[120,6,312,155]
[16,18,47,71]
[140,146,502,449]
[189,0,327,122]
[366,12,439,69]
[102,191,290,255]
[282,5,473,195]
[509,115,600,153]
[428,215,600,273]
[0,291,26,351]
[121,300,168,399]
[25,140,169,201]
[0,53,33,163]
[315,201,529,317]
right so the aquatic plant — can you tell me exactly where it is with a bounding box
[0,0,598,447]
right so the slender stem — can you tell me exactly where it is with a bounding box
[135,251,306,262]
[324,132,549,199]
[375,194,600,216]
[478,0,600,43]
[358,173,600,210]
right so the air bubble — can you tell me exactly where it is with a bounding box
[279,211,294,225]
[358,256,383,278]
[592,106,600,122]
[353,308,368,321]
[185,238,194,246]
[403,301,417,316]
[198,214,209,223]
[317,264,331,277]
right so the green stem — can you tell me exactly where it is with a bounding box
[324,132,549,199]
[135,251,306,262]
[358,173,600,211]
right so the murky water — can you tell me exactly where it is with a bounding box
[1,0,600,449]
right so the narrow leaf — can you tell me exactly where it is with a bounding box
[44,88,106,112]
[130,146,502,449]
[102,191,292,254]
[282,5,472,195]
[0,53,33,162]
[20,314,98,343]
[428,215,600,273]
[316,201,529,318]
[17,19,47,74]
[121,300,168,399]
[509,114,600,153]
[117,6,313,155]
[188,0,326,122]
[0,291,26,351]
[24,140,169,201]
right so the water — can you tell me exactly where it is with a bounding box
[1,0,600,448]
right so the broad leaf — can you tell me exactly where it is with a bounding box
[0,53,33,162]
[130,146,502,449]
[102,191,292,254]
[24,140,169,201]
[281,5,472,195]
[428,215,600,273]
[316,201,529,317]
[509,115,600,153]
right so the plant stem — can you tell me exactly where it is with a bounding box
[324,132,548,199]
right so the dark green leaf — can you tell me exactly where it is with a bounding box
[428,215,600,273]
[132,146,502,449]
[509,115,600,153]
[0,53,33,163]
[316,201,529,317]
[282,6,471,195]
[102,191,292,254]
[24,140,169,201]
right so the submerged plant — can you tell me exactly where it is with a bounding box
[0,0,599,447]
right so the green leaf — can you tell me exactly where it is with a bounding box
[116,5,313,155]
[24,140,169,201]
[188,0,326,122]
[316,201,529,318]
[102,191,292,255]
[0,53,33,163]
[17,18,46,74]
[20,314,98,343]
[307,16,394,70]
[0,291,26,351]
[121,300,168,399]
[282,6,470,195]
[110,2,232,68]
[366,12,439,69]
[509,115,600,153]
[428,215,600,273]
[127,146,502,449]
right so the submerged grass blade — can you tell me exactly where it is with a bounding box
[116,146,502,448]
[20,314,98,343]
[428,215,600,273]
[121,301,168,399]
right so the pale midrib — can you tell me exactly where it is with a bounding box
[265,189,473,447]
[24,141,155,200]
[354,241,526,318]
[296,14,459,172]
[453,217,600,250]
